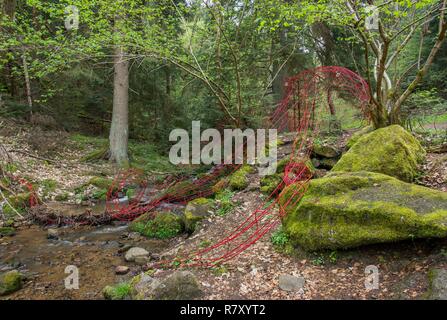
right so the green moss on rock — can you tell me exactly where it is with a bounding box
[280,171,447,251]
[183,198,215,233]
[0,270,23,296]
[346,125,374,148]
[129,211,184,239]
[332,125,426,182]
[260,174,283,195]
[229,165,254,191]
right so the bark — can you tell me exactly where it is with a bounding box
[109,45,129,167]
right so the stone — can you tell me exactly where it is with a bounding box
[280,171,447,251]
[183,198,215,233]
[427,268,447,300]
[0,270,23,296]
[278,274,305,292]
[332,125,426,182]
[47,228,59,239]
[313,143,340,158]
[130,271,202,300]
[124,247,149,262]
[134,256,150,266]
[115,266,130,275]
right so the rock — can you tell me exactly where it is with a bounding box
[280,171,447,251]
[332,125,426,182]
[47,228,59,239]
[134,256,150,266]
[129,211,184,239]
[183,198,215,233]
[312,143,340,158]
[317,158,338,170]
[278,274,305,292]
[229,165,254,191]
[124,247,149,262]
[115,266,130,275]
[427,268,447,300]
[346,125,374,148]
[0,270,23,296]
[0,227,15,237]
[131,271,202,300]
[131,273,162,300]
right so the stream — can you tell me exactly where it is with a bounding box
[0,203,171,300]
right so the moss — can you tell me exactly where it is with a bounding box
[129,211,184,239]
[332,125,426,182]
[0,227,15,237]
[103,282,131,300]
[346,125,374,148]
[229,165,254,191]
[183,198,214,233]
[81,147,109,162]
[211,178,228,194]
[280,171,447,251]
[0,270,23,296]
[313,143,340,158]
[260,174,283,195]
[54,192,69,201]
[88,177,113,190]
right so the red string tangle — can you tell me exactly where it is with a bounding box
[106,66,371,267]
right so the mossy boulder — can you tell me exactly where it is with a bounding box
[332,125,426,182]
[229,165,254,190]
[346,125,374,149]
[183,198,215,233]
[0,270,23,296]
[129,211,184,239]
[280,171,447,251]
[312,143,340,158]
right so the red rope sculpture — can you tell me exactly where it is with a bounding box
[106,66,371,267]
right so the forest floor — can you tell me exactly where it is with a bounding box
[1,120,447,300]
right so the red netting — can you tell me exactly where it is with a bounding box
[106,66,371,267]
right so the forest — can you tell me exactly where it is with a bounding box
[0,0,447,302]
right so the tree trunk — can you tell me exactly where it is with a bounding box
[109,45,129,167]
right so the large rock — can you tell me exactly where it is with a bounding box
[125,247,150,262]
[332,125,425,182]
[183,198,215,233]
[280,171,447,251]
[0,270,23,296]
[131,271,202,300]
[427,268,447,300]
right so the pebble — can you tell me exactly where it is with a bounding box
[115,266,130,275]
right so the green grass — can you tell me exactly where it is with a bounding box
[215,190,237,216]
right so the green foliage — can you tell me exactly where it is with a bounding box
[271,227,289,248]
[215,189,237,216]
